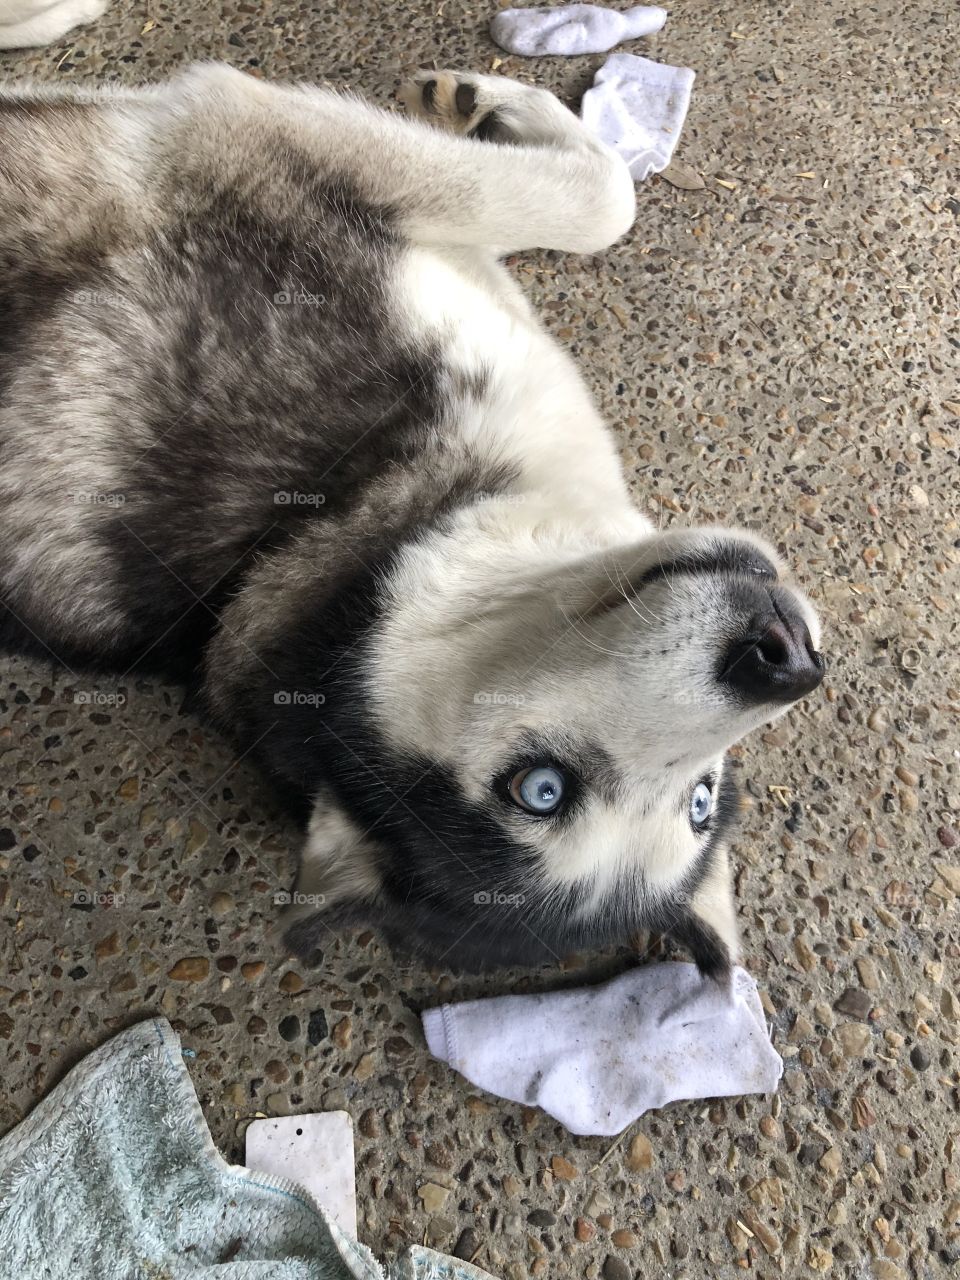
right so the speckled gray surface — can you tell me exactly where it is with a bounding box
[1,2,958,1277]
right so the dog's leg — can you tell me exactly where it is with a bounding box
[161,63,635,256]
[393,69,637,253]
[396,69,636,253]
[0,66,633,258]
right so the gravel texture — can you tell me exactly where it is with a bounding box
[1,2,958,1277]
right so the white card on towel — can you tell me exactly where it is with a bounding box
[245,1112,357,1237]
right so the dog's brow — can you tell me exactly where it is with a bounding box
[491,730,620,795]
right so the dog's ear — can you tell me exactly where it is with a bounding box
[670,844,739,983]
[279,792,386,956]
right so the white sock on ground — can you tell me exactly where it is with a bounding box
[491,4,666,57]
[580,51,695,180]
[422,963,782,1137]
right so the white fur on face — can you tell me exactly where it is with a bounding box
[503,773,726,906]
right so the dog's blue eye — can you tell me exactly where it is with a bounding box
[690,782,713,827]
[510,766,565,814]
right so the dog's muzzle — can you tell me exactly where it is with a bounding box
[631,540,825,706]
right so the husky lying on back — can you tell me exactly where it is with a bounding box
[0,65,824,974]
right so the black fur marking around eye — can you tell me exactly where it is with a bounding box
[681,770,723,826]
[488,732,620,827]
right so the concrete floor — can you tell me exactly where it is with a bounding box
[1,1,958,1277]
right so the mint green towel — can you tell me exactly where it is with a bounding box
[0,1017,497,1280]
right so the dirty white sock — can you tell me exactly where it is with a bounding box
[580,51,695,180]
[491,4,666,56]
[422,963,782,1137]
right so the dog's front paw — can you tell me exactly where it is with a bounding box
[397,71,580,147]
[397,71,509,142]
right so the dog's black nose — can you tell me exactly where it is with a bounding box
[721,606,824,704]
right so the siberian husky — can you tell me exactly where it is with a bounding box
[0,65,824,973]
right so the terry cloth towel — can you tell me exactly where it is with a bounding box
[490,4,666,56]
[0,1017,498,1280]
[581,52,695,181]
[422,963,783,1137]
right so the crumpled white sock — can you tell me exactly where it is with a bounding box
[422,963,782,1137]
[491,4,666,57]
[580,51,695,180]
